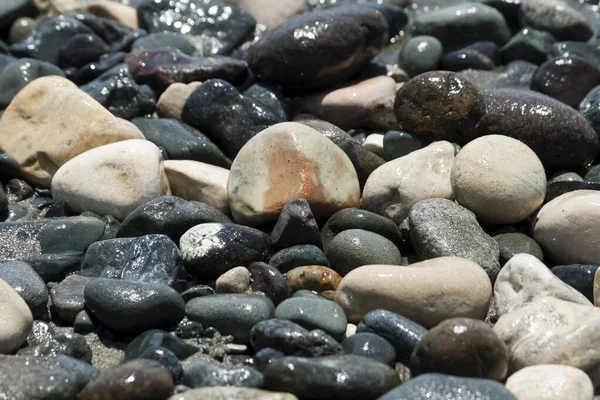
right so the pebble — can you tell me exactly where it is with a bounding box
[0,58,64,109]
[215,266,251,294]
[137,346,183,383]
[364,96,398,132]
[124,329,199,362]
[244,83,291,121]
[363,134,386,159]
[451,135,546,224]
[248,262,289,305]
[184,361,263,388]
[410,317,508,381]
[169,387,298,400]
[286,265,342,294]
[0,154,20,182]
[0,278,32,354]
[132,32,195,55]
[84,278,185,335]
[552,264,598,302]
[227,122,360,225]
[505,365,594,400]
[493,232,544,265]
[441,47,496,72]
[55,354,100,390]
[533,190,600,264]
[274,297,347,340]
[341,332,396,366]
[73,310,96,333]
[84,1,139,30]
[579,84,600,136]
[58,33,111,69]
[0,0,34,31]
[334,257,492,326]
[70,51,127,85]
[501,27,556,65]
[382,130,424,160]
[186,294,274,343]
[156,82,202,120]
[0,260,48,318]
[18,331,92,363]
[362,141,455,224]
[164,160,230,214]
[398,35,443,77]
[409,198,501,282]
[9,17,35,44]
[269,245,330,272]
[520,0,593,42]
[263,355,400,400]
[179,223,272,279]
[270,199,321,249]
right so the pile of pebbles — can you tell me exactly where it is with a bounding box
[1,0,600,399]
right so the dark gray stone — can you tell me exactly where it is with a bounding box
[579,84,600,136]
[243,83,291,121]
[269,245,330,273]
[501,27,555,65]
[18,332,93,363]
[0,58,65,109]
[0,0,35,31]
[124,329,199,361]
[551,41,600,71]
[138,346,183,383]
[132,32,195,55]
[248,262,289,306]
[253,348,285,372]
[545,179,600,204]
[184,361,263,388]
[493,233,544,265]
[274,297,347,340]
[55,355,99,391]
[50,275,93,324]
[552,264,599,302]
[181,285,215,302]
[0,260,48,318]
[383,130,424,160]
[0,154,20,182]
[271,199,322,249]
[342,332,396,366]
[520,0,593,42]
[58,32,111,68]
[398,35,443,77]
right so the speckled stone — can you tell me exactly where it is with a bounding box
[286,266,342,294]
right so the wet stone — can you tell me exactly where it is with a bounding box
[50,275,94,324]
[184,361,263,388]
[248,262,289,306]
[269,245,330,272]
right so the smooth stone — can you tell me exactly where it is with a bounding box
[55,354,99,391]
[182,79,283,159]
[520,0,593,42]
[58,33,111,69]
[0,278,33,353]
[593,268,600,306]
[132,118,231,168]
[0,154,20,182]
[84,278,185,335]
[410,317,508,381]
[409,198,501,282]
[395,71,485,144]
[18,332,92,363]
[6,179,33,201]
[501,27,555,65]
[227,122,360,225]
[156,82,202,120]
[477,88,599,171]
[263,355,400,400]
[179,223,272,279]
[493,297,600,384]
[363,134,386,159]
[270,199,321,249]
[505,365,594,400]
[186,294,274,343]
[270,245,330,272]
[552,264,598,302]
[80,63,156,120]
[247,5,388,90]
[0,58,64,109]
[71,52,127,85]
[222,0,306,30]
[341,332,396,366]
[85,1,139,30]
[441,48,496,72]
[326,229,401,276]
[378,373,517,400]
[365,96,398,132]
[124,329,199,361]
[533,191,600,264]
[286,265,342,294]
[478,0,521,32]
[580,85,600,136]
[250,319,344,357]
[50,275,92,324]
[137,346,183,383]
[356,309,427,365]
[0,0,34,31]
[181,286,214,303]
[0,261,48,318]
[168,387,298,400]
[244,83,291,121]
[52,139,170,220]
[79,360,174,400]
[413,3,511,51]
[117,196,230,244]
[9,17,36,44]
[552,41,600,72]
[132,32,195,55]
[274,297,347,340]
[125,49,248,94]
[248,262,289,305]
[398,35,443,77]
[215,266,251,294]
[254,348,285,372]
[184,362,263,388]
[586,165,600,182]
[0,76,144,187]
[334,257,492,326]
[531,56,600,108]
[382,130,423,160]
[452,135,546,224]
[80,234,186,291]
[362,141,455,224]
[493,233,544,265]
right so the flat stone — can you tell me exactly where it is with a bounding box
[0,261,48,318]
[184,361,263,388]
[520,0,593,42]
[269,245,330,272]
[505,365,594,400]
[274,297,347,340]
[552,264,598,302]
[0,278,32,354]
[168,387,298,400]
[156,82,202,120]
[286,265,342,294]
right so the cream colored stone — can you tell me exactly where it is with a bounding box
[34,0,82,14]
[0,76,144,187]
[361,141,455,224]
[593,268,600,307]
[495,254,591,317]
[228,122,360,225]
[534,190,600,265]
[169,387,298,400]
[494,297,600,385]
[156,82,203,120]
[51,140,170,220]
[85,1,139,30]
[345,323,357,338]
[222,0,307,30]
[334,257,492,327]
[164,160,230,215]
[363,134,386,159]
[506,365,594,400]
[0,279,33,354]
[452,135,546,224]
[215,266,250,294]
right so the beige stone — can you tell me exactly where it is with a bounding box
[34,0,82,14]
[334,257,492,326]
[0,279,33,354]
[168,387,298,400]
[0,76,144,187]
[51,139,170,220]
[215,267,251,294]
[534,190,600,265]
[228,122,361,225]
[506,365,594,400]
[495,254,591,317]
[298,76,397,130]
[221,0,307,30]
[361,141,455,224]
[452,135,546,224]
[345,323,357,338]
[156,82,203,120]
[494,297,600,385]
[365,96,398,131]
[363,134,386,159]
[85,1,139,30]
[164,160,230,215]
[593,267,600,307]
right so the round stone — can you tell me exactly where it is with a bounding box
[398,35,443,77]
[493,232,544,265]
[341,332,396,366]
[382,130,424,160]
[215,266,251,294]
[505,364,594,400]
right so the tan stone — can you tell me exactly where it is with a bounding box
[334,257,492,326]
[534,190,600,264]
[0,279,33,354]
[227,122,361,225]
[34,0,83,14]
[51,139,170,220]
[221,0,307,30]
[164,160,230,215]
[156,82,203,120]
[361,141,455,224]
[495,254,591,317]
[169,387,298,400]
[363,134,386,159]
[85,1,139,30]
[593,267,600,307]
[452,135,546,224]
[286,266,342,294]
[215,266,251,294]
[0,76,144,187]
[506,365,594,400]
[298,76,397,130]
[365,95,398,132]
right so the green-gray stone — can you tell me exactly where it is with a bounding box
[269,245,330,273]
[132,32,195,55]
[9,16,35,44]
[274,297,347,340]
[383,130,424,159]
[493,232,544,265]
[398,35,443,77]
[0,58,65,108]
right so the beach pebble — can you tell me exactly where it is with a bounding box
[156,82,202,120]
[520,0,593,42]
[274,297,347,340]
[506,365,593,400]
[0,278,33,354]
[215,266,251,294]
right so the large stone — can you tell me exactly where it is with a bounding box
[52,139,170,220]
[0,279,32,354]
[0,76,144,187]
[228,122,360,225]
[334,257,492,326]
[361,141,455,224]
[520,0,593,42]
[505,365,594,400]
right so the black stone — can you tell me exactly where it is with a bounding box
[579,85,600,136]
[70,52,127,85]
[174,319,204,339]
[551,41,600,71]
[248,262,289,306]
[271,199,322,249]
[0,260,48,318]
[138,346,183,383]
[442,49,495,72]
[0,154,20,182]
[253,348,285,372]
[181,285,215,303]
[342,332,396,366]
[132,32,195,55]
[243,83,292,121]
[501,27,555,65]
[124,329,199,361]
[269,245,330,272]
[552,264,599,302]
[545,180,600,203]
[58,33,111,68]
